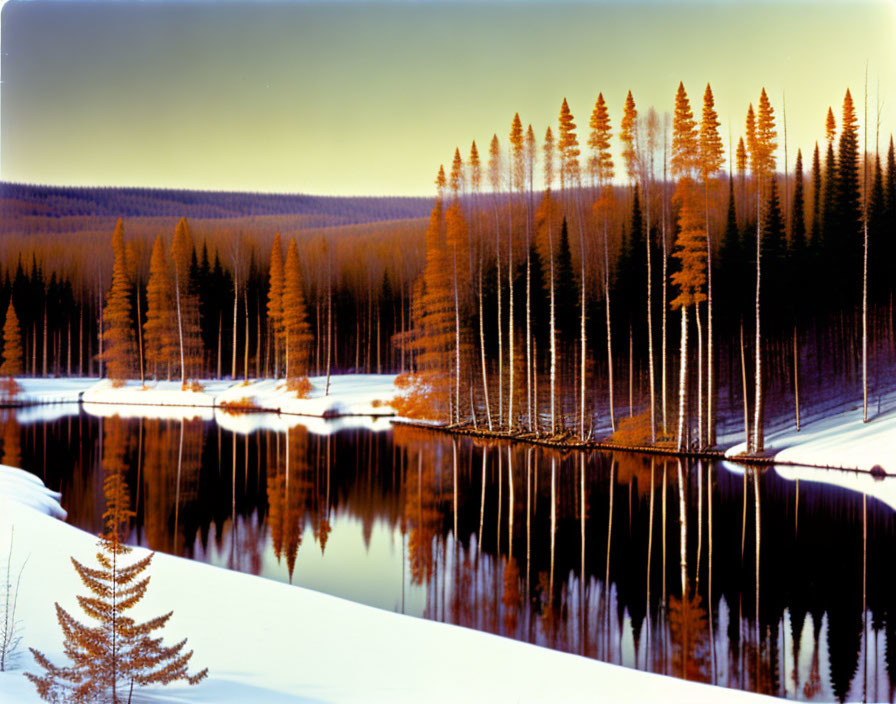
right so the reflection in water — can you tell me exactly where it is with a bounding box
[6,408,896,701]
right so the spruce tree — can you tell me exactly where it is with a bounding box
[836,89,862,291]
[810,142,822,254]
[143,234,176,381]
[0,302,23,377]
[101,219,135,384]
[26,418,207,703]
[267,232,285,377]
[282,239,313,391]
[791,149,807,262]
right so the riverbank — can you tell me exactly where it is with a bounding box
[4,375,896,473]
[0,464,772,703]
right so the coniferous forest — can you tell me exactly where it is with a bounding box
[3,84,894,453]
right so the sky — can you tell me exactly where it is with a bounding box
[1,0,894,197]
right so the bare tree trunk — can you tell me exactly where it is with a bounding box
[526,248,532,430]
[494,200,504,426]
[216,311,222,380]
[705,181,716,446]
[793,325,801,431]
[136,287,145,386]
[753,191,763,453]
[740,320,750,448]
[326,256,332,396]
[453,241,462,425]
[862,68,869,422]
[478,256,492,430]
[604,218,615,434]
[628,325,634,417]
[231,273,238,379]
[661,184,669,436]
[676,305,689,452]
[696,301,704,448]
[508,204,515,430]
[174,270,186,388]
[548,217,557,435]
[244,289,250,380]
[646,185,656,442]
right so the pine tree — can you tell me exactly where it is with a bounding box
[282,239,313,390]
[619,90,639,183]
[558,98,581,193]
[821,107,839,263]
[267,232,285,377]
[699,83,725,447]
[750,88,777,453]
[143,234,176,381]
[101,219,135,385]
[170,218,201,387]
[589,92,615,436]
[0,302,23,377]
[791,149,807,266]
[445,198,470,424]
[670,82,701,450]
[836,89,862,291]
[26,418,207,703]
[810,142,822,253]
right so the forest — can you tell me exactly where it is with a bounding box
[1,81,895,454]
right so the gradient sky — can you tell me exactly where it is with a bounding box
[1,0,894,196]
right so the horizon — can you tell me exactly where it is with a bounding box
[2,0,895,197]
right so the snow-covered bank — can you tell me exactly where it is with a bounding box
[724,399,896,473]
[4,375,400,426]
[0,466,771,703]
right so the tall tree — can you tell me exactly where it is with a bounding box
[0,303,23,377]
[589,92,615,436]
[101,219,135,384]
[469,139,492,430]
[810,142,822,253]
[143,234,176,381]
[671,82,701,450]
[487,134,504,425]
[749,89,777,453]
[699,83,725,446]
[267,232,285,378]
[282,238,313,389]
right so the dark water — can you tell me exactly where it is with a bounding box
[5,408,896,701]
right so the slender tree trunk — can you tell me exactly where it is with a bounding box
[326,261,332,396]
[508,203,515,429]
[136,287,145,386]
[646,185,656,442]
[604,218,615,434]
[216,311,222,380]
[453,242,462,425]
[231,274,238,379]
[705,181,716,446]
[696,301,704,448]
[862,70,869,422]
[174,271,186,387]
[753,192,763,453]
[793,325,801,431]
[661,191,669,435]
[244,289,250,380]
[548,217,557,435]
[740,320,750,448]
[478,256,492,430]
[494,200,504,426]
[526,248,532,430]
[628,325,634,417]
[676,305,689,452]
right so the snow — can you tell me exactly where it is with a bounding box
[3,375,400,429]
[724,399,896,473]
[0,465,772,703]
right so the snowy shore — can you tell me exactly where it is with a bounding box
[5,374,896,472]
[0,465,771,703]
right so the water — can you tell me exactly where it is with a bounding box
[5,408,896,701]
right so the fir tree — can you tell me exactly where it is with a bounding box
[835,89,862,288]
[267,232,285,377]
[26,418,207,703]
[100,219,135,384]
[791,149,807,260]
[809,142,822,253]
[282,239,313,390]
[0,302,23,377]
[143,234,176,381]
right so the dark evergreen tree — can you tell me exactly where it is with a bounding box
[810,142,822,253]
[868,153,887,302]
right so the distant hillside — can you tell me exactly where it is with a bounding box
[0,182,432,225]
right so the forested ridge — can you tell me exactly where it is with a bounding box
[1,82,895,455]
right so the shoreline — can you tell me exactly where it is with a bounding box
[3,375,895,476]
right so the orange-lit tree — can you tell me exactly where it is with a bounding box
[267,232,285,378]
[100,219,136,385]
[1,302,23,377]
[282,238,313,391]
[26,418,207,703]
[143,234,176,381]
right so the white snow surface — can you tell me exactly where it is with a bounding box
[0,465,772,704]
[724,398,896,473]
